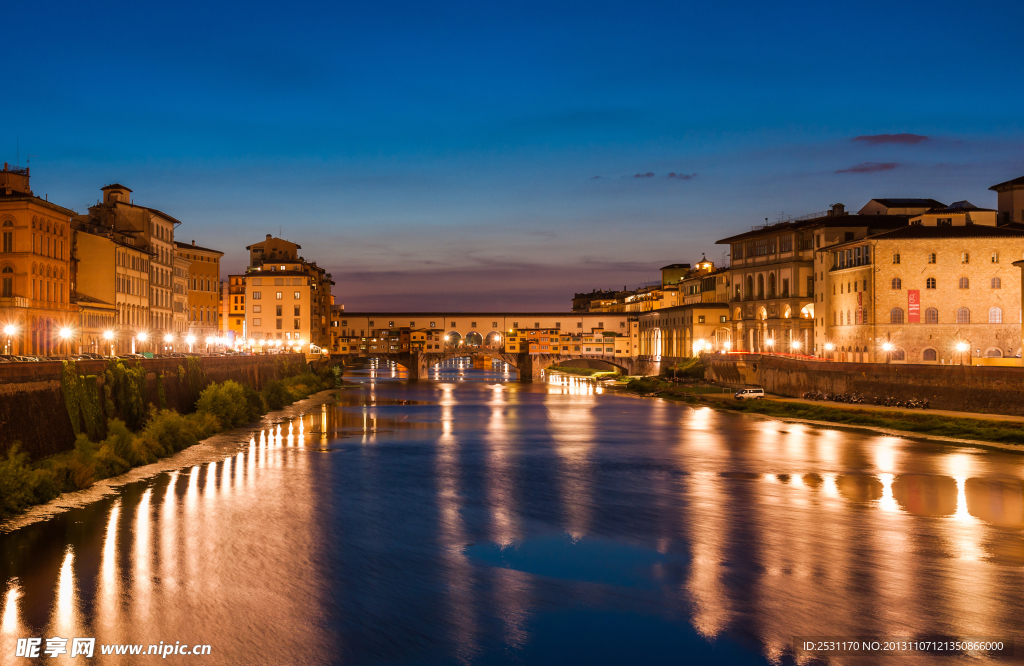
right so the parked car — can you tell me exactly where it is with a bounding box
[734,387,766,401]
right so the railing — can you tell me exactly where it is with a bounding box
[0,296,29,308]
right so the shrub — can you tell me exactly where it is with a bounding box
[0,444,54,520]
[104,419,143,466]
[93,443,131,480]
[242,383,267,421]
[262,380,291,410]
[184,411,221,441]
[136,408,201,460]
[196,380,249,429]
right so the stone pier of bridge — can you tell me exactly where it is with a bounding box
[372,350,648,382]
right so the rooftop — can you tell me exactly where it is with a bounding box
[868,198,945,208]
[824,222,1024,248]
[175,240,224,255]
[989,175,1024,191]
[716,213,910,244]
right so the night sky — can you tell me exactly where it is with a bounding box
[5,0,1024,311]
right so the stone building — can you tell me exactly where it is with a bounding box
[718,202,938,354]
[241,235,335,351]
[176,240,223,345]
[79,184,182,337]
[636,302,731,357]
[223,275,246,343]
[72,219,152,354]
[172,254,190,342]
[821,220,1024,363]
[0,164,78,356]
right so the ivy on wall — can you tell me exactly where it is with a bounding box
[103,359,147,430]
[61,361,82,437]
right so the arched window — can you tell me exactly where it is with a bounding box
[890,308,905,324]
[891,277,902,289]
[992,277,1002,289]
[957,307,970,324]
[923,348,937,361]
[986,348,1003,358]
[746,276,753,299]
[768,273,777,298]
[959,277,969,289]
[926,278,936,289]
[757,274,765,299]
[1,265,12,298]
[891,348,906,361]
[924,307,938,324]
[989,307,1003,323]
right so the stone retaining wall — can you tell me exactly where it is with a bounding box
[0,354,307,460]
[703,353,1024,416]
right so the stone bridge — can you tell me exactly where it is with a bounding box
[360,347,650,381]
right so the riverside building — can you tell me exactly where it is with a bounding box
[0,164,78,356]
[176,240,224,345]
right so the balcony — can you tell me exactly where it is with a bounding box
[0,296,29,308]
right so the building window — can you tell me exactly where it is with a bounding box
[252,291,261,299]
[926,278,936,289]
[294,319,301,329]
[253,318,261,326]
[962,253,969,263]
[294,291,300,299]
[957,307,970,324]
[893,253,900,264]
[925,307,938,324]
[992,252,999,263]
[276,292,282,299]
[927,253,936,264]
[959,277,969,289]
[698,316,705,323]
[276,319,283,329]
[1,231,12,253]
[276,305,282,316]
[992,277,1002,289]
[923,348,937,361]
[253,305,262,313]
[890,308,905,324]
[989,307,1003,323]
[891,348,906,361]
[891,277,902,289]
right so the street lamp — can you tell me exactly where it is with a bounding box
[791,340,801,353]
[186,334,196,353]
[59,327,73,357]
[723,340,731,351]
[882,341,893,365]
[955,341,969,366]
[4,324,16,355]
[764,338,775,354]
[103,330,115,357]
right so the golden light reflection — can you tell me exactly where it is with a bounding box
[98,500,122,637]
[2,580,21,633]
[133,488,154,623]
[877,473,899,512]
[49,546,80,639]
[685,471,732,638]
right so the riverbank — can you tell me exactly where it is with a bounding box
[547,365,621,378]
[0,366,336,523]
[620,377,1024,447]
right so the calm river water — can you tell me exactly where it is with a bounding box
[3,360,1024,664]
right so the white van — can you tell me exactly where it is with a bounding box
[734,387,765,400]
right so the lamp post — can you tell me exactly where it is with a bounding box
[882,341,893,364]
[723,340,731,353]
[791,340,801,355]
[186,334,196,354]
[103,330,115,357]
[4,324,16,355]
[164,333,174,354]
[59,327,73,357]
[137,331,148,357]
[764,338,775,355]
[955,341,969,366]
[824,342,834,361]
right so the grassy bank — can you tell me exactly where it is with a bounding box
[1,364,334,522]
[622,378,1024,446]
[547,365,621,378]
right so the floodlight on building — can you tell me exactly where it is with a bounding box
[59,327,73,340]
[137,331,148,342]
[164,333,174,343]
[103,330,114,341]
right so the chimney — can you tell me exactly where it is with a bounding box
[830,203,845,217]
[266,234,272,240]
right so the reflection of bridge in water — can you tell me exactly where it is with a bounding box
[361,346,648,382]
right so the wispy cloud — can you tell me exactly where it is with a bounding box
[591,175,601,179]
[852,133,929,145]
[835,162,900,174]
[633,171,655,178]
[667,172,696,180]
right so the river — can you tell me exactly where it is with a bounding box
[2,360,1023,664]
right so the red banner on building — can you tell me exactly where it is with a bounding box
[908,289,920,323]
[857,292,863,324]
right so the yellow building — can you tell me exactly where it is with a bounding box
[224,275,246,343]
[0,164,77,356]
[244,235,334,351]
[72,221,152,354]
[637,303,731,357]
[176,240,224,346]
[172,254,190,341]
[243,270,313,352]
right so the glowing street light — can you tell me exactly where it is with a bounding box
[955,341,969,365]
[764,338,775,354]
[186,334,196,353]
[58,326,74,357]
[791,340,801,351]
[137,331,148,342]
[3,324,16,355]
[103,330,115,357]
[723,341,732,351]
[824,342,834,351]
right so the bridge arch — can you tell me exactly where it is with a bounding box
[465,331,483,347]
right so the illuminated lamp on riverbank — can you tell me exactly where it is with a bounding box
[791,340,801,352]
[764,338,775,354]
[59,326,74,355]
[103,330,115,356]
[723,341,731,351]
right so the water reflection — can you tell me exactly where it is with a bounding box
[2,377,1024,665]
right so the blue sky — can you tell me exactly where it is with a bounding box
[5,0,1024,310]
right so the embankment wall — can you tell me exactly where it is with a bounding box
[0,354,307,460]
[704,354,1024,416]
